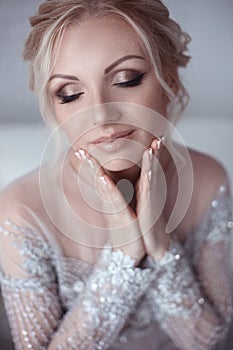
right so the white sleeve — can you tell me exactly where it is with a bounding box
[145,185,233,350]
[0,189,153,350]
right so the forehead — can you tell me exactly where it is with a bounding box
[53,16,147,70]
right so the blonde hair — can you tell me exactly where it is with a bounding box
[23,0,191,129]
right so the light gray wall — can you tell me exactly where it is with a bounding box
[164,0,233,119]
[0,0,41,123]
[0,0,233,123]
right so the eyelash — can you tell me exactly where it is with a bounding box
[56,92,84,105]
[56,72,146,104]
[113,72,146,88]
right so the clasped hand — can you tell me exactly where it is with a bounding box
[75,138,170,266]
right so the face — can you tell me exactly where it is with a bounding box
[47,16,167,171]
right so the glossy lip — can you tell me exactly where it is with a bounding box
[91,129,135,144]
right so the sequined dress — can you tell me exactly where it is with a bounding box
[0,166,233,350]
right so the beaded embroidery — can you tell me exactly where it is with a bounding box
[0,185,232,350]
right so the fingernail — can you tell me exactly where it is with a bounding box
[87,158,95,169]
[79,149,87,160]
[99,175,107,185]
[148,147,153,161]
[156,135,165,151]
[148,170,152,182]
[156,139,162,151]
[74,151,82,160]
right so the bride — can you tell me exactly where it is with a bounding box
[0,1,232,349]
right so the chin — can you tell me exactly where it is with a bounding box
[103,158,136,172]
[89,139,145,173]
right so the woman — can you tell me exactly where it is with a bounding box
[0,1,232,349]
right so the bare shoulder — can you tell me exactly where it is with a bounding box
[187,147,230,194]
[0,167,42,218]
[172,144,230,240]
[0,167,58,253]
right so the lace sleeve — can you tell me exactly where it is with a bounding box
[48,248,153,350]
[0,190,154,350]
[146,184,233,350]
[0,217,63,350]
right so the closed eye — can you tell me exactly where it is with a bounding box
[56,92,84,104]
[55,71,146,104]
[113,72,146,88]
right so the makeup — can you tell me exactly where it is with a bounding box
[91,130,135,153]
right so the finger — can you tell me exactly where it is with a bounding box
[136,147,151,204]
[136,139,161,216]
[136,135,165,216]
[75,148,134,217]
[100,174,145,263]
[74,149,145,262]
[136,147,154,230]
[82,150,130,211]
[136,140,162,237]
[152,135,165,152]
[74,148,104,178]
[137,138,170,260]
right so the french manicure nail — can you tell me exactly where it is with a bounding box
[157,135,166,151]
[87,158,95,169]
[148,170,152,182]
[148,147,153,161]
[79,149,86,160]
[156,139,162,151]
[99,175,107,185]
[74,151,82,160]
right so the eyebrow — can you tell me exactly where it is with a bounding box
[48,55,145,82]
[48,74,79,83]
[104,55,145,74]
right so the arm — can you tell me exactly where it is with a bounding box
[0,217,63,350]
[48,248,153,350]
[72,139,233,349]
[0,191,153,350]
[145,184,233,350]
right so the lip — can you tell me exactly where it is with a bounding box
[90,129,136,153]
[91,129,135,144]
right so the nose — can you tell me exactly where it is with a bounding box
[89,90,121,125]
[92,103,121,125]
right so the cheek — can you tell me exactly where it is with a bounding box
[144,84,167,114]
[53,108,89,149]
[54,106,67,124]
[52,96,78,122]
[130,81,167,116]
[135,129,153,148]
[53,107,79,136]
